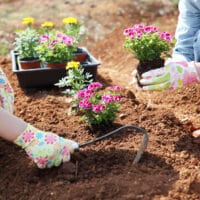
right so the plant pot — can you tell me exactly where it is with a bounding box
[73,48,88,63]
[44,62,67,68]
[136,59,165,86]
[18,57,41,70]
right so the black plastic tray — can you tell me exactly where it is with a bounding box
[11,47,100,88]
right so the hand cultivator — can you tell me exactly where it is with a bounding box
[75,125,149,164]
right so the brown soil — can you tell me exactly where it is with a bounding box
[0,1,200,200]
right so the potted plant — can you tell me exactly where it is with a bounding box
[35,31,77,68]
[62,17,87,62]
[76,82,122,132]
[15,17,41,69]
[123,24,175,82]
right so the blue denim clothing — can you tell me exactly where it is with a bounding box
[172,0,200,62]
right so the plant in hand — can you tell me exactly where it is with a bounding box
[123,24,175,62]
[123,24,175,82]
[76,82,122,127]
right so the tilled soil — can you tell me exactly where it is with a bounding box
[0,1,200,200]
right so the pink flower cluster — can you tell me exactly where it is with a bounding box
[40,32,75,47]
[92,104,106,113]
[123,24,173,42]
[102,94,121,103]
[88,82,103,90]
[76,82,122,114]
[79,98,92,110]
[159,32,173,42]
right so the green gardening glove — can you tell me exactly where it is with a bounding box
[14,124,79,169]
[139,61,200,91]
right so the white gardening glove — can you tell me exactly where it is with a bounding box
[139,61,200,91]
[14,124,79,169]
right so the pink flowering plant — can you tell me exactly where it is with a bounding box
[35,32,77,63]
[62,17,85,45]
[123,24,175,62]
[76,82,122,126]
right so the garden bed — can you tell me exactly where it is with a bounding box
[0,1,200,200]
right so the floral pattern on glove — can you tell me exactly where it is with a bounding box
[140,61,200,91]
[14,124,78,169]
[0,68,14,113]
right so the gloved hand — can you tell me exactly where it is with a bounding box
[139,61,200,91]
[0,68,14,113]
[14,124,79,169]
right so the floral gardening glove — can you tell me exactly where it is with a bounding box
[139,61,200,91]
[0,68,14,113]
[14,124,79,169]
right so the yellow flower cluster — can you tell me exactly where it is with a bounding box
[23,17,35,25]
[66,61,80,70]
[41,21,54,28]
[63,17,78,25]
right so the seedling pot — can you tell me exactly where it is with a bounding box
[73,47,88,62]
[44,62,68,68]
[136,58,165,86]
[18,57,41,70]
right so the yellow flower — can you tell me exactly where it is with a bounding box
[66,61,80,70]
[63,17,78,25]
[41,21,54,28]
[23,17,35,25]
